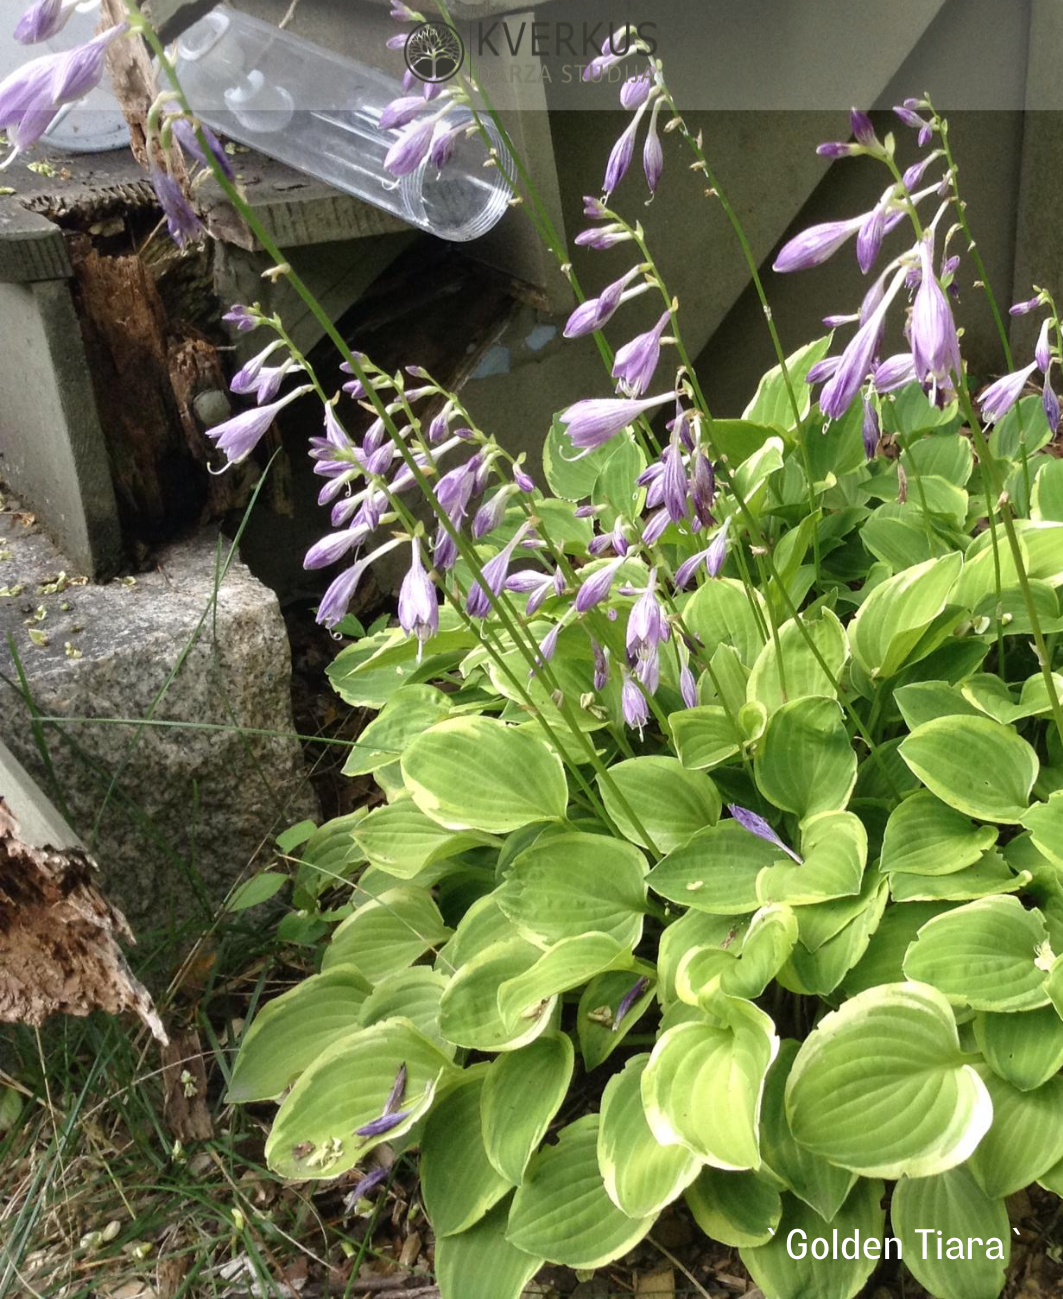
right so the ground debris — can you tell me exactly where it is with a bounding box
[0,799,166,1041]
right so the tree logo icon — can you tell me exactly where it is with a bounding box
[404,21,465,83]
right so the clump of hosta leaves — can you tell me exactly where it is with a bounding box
[223,76,1063,1299]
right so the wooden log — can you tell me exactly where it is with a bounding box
[0,799,166,1041]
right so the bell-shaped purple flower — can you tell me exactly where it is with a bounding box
[575,225,632,250]
[505,568,557,616]
[303,524,370,570]
[51,24,127,104]
[689,451,716,530]
[384,115,437,177]
[1035,317,1053,373]
[820,268,906,419]
[679,663,698,709]
[807,356,842,385]
[514,466,535,493]
[861,396,880,459]
[168,114,235,181]
[728,804,802,864]
[205,384,313,465]
[398,539,438,656]
[150,167,204,248]
[1044,376,1060,432]
[575,555,625,613]
[977,362,1038,424]
[659,439,689,524]
[643,99,664,195]
[223,303,258,332]
[559,392,674,453]
[592,639,610,690]
[603,100,647,197]
[910,236,960,396]
[564,266,642,339]
[613,976,649,1030]
[466,523,529,617]
[773,213,864,274]
[15,0,69,44]
[230,340,286,396]
[856,199,887,275]
[379,94,431,130]
[626,569,668,676]
[621,669,649,734]
[582,29,638,80]
[612,309,670,397]
[1010,294,1043,317]
[872,352,916,393]
[532,622,562,671]
[620,73,652,110]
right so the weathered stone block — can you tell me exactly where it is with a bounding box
[0,513,317,932]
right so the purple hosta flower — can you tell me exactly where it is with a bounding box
[575,556,625,613]
[472,486,515,538]
[894,100,934,147]
[603,99,649,197]
[564,265,644,339]
[819,268,907,419]
[910,235,960,399]
[205,385,313,465]
[613,309,670,396]
[505,568,558,616]
[977,362,1038,424]
[1039,366,1063,437]
[806,356,841,385]
[390,0,419,19]
[230,340,286,397]
[559,391,675,453]
[817,107,880,159]
[574,224,633,250]
[621,669,649,734]
[613,976,649,1031]
[15,0,70,45]
[344,1166,388,1213]
[856,198,887,275]
[355,1110,410,1139]
[872,352,916,393]
[514,466,535,493]
[627,568,668,688]
[466,523,530,617]
[430,119,466,171]
[223,304,259,333]
[1036,317,1053,373]
[689,452,716,530]
[674,517,730,587]
[316,537,404,629]
[620,73,652,110]
[592,638,609,690]
[51,23,127,103]
[902,151,942,192]
[1011,294,1043,316]
[379,93,432,130]
[150,167,204,248]
[383,1063,407,1117]
[643,98,664,195]
[582,27,638,80]
[168,114,235,181]
[304,523,371,570]
[588,532,615,557]
[728,804,802,864]
[861,396,880,459]
[773,213,864,274]
[641,507,670,546]
[399,542,437,656]
[680,662,698,709]
[532,622,562,672]
[583,194,608,219]
[384,114,440,177]
[660,439,689,524]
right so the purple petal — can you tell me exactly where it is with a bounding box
[355,1109,411,1138]
[728,804,802,864]
[613,976,650,1030]
[773,214,864,274]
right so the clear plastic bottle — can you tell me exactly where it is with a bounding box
[173,6,513,242]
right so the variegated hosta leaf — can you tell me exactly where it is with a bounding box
[420,1068,513,1237]
[899,715,1039,824]
[481,1034,574,1184]
[323,886,450,982]
[785,982,992,1179]
[597,1054,700,1217]
[434,1199,542,1299]
[684,1165,782,1248]
[892,1166,1009,1299]
[506,1114,655,1268]
[966,1065,1063,1197]
[641,996,778,1169]
[741,1180,885,1299]
[438,938,557,1052]
[596,755,720,851]
[226,964,371,1103]
[264,1018,456,1180]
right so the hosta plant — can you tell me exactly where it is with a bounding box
[9,4,1063,1297]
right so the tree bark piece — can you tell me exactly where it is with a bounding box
[0,799,166,1041]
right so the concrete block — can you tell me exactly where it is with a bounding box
[0,510,318,932]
